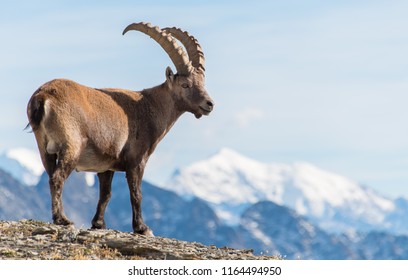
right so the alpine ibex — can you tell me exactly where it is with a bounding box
[26,22,214,236]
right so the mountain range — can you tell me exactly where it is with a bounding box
[1,147,408,259]
[165,148,408,235]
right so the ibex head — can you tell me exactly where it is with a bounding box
[123,22,214,119]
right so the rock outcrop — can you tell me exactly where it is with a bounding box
[0,220,278,260]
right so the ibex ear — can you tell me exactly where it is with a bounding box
[165,66,174,84]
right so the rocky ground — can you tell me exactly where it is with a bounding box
[0,220,279,260]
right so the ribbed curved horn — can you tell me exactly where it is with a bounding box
[123,22,193,75]
[163,27,205,73]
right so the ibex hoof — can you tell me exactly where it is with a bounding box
[53,216,73,226]
[91,221,107,230]
[135,227,154,237]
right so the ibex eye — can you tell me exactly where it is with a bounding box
[181,83,189,88]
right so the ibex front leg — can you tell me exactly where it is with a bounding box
[92,171,114,229]
[126,164,153,236]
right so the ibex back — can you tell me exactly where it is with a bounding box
[27,22,214,236]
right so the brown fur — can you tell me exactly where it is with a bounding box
[27,26,214,235]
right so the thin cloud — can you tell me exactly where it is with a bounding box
[234,107,265,128]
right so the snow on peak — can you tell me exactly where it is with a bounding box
[216,147,252,162]
[167,148,278,205]
[165,148,395,230]
[0,148,44,186]
[6,148,44,176]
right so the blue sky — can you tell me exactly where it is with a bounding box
[1,0,408,197]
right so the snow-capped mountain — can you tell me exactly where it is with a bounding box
[0,148,44,186]
[165,148,399,234]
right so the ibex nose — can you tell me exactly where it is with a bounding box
[207,100,214,110]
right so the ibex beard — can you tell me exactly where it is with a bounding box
[26,22,214,236]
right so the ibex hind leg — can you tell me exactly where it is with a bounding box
[35,138,70,225]
[48,148,79,226]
